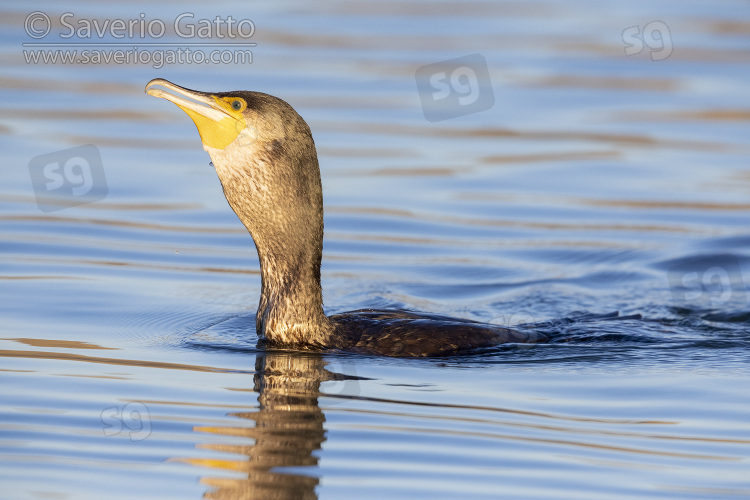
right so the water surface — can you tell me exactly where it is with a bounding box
[2,1,750,498]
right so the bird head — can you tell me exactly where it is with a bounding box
[145,79,325,295]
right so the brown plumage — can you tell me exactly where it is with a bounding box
[146,79,547,357]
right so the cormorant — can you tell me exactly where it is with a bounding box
[145,79,546,357]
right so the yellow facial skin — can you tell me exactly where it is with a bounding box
[180,95,247,150]
[145,78,247,150]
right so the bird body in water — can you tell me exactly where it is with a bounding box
[145,79,547,357]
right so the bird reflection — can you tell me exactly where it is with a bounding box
[192,351,358,500]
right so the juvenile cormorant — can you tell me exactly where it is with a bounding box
[145,78,547,357]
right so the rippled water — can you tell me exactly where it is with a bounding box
[2,1,750,498]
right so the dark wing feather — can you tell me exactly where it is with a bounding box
[330,309,547,357]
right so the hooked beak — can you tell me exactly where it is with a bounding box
[145,78,246,150]
[145,78,230,122]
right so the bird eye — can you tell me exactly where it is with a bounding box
[231,100,243,111]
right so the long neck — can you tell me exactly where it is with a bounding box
[207,127,333,346]
[254,224,333,346]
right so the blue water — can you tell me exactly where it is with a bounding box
[2,1,750,498]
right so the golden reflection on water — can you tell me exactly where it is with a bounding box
[168,352,745,499]
[532,74,679,92]
[180,353,330,500]
[0,76,137,94]
[0,213,241,234]
[3,343,749,498]
[326,206,716,235]
[458,193,750,212]
[617,109,750,123]
[352,424,738,461]
[311,121,744,152]
[0,347,221,373]
[7,338,118,350]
